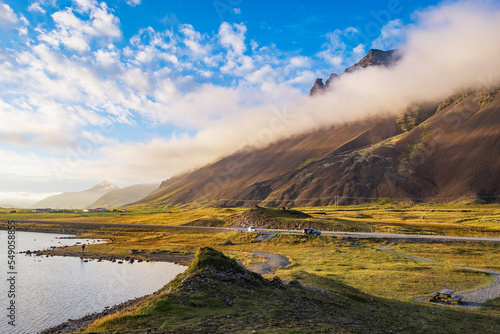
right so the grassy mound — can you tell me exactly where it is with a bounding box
[232,206,325,230]
[168,247,266,291]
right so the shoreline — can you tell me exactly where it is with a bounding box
[40,290,159,333]
[2,226,190,333]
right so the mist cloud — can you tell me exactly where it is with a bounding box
[93,0,500,183]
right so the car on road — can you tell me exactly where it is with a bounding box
[248,226,257,232]
[303,227,321,236]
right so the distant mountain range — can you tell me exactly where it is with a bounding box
[32,181,120,209]
[88,183,159,208]
[31,181,160,209]
[0,204,17,209]
[133,49,500,207]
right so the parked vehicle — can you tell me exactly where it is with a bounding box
[248,226,257,232]
[303,227,321,236]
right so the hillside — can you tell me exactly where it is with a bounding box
[75,247,500,333]
[132,48,500,208]
[88,183,159,209]
[134,114,403,207]
[32,181,119,209]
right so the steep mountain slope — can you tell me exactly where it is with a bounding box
[135,88,500,208]
[134,116,404,207]
[133,46,500,208]
[248,89,500,206]
[32,181,120,209]
[88,183,159,208]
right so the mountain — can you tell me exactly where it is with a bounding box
[88,183,159,208]
[134,114,405,207]
[32,181,120,209]
[133,50,500,208]
[310,49,398,96]
[0,204,17,208]
[345,48,400,73]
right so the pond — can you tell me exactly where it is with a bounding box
[0,229,186,334]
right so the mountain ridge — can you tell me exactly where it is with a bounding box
[310,49,399,96]
[88,183,159,208]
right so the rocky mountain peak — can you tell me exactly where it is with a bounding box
[310,49,399,96]
[87,180,120,193]
[345,48,400,73]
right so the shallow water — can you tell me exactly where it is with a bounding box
[0,230,186,334]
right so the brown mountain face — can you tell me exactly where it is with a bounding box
[134,89,500,208]
[135,115,405,207]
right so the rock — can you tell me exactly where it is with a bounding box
[270,276,284,288]
[224,240,234,245]
[309,78,325,96]
[287,279,303,288]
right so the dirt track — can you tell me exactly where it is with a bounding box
[378,245,500,309]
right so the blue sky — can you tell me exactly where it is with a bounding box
[1,0,499,206]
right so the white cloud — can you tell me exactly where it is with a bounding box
[28,2,46,14]
[317,27,361,72]
[371,19,405,50]
[289,56,310,68]
[36,1,122,52]
[0,1,18,28]
[180,24,209,56]
[126,0,141,6]
[219,22,247,55]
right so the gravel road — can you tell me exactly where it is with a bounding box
[378,245,500,309]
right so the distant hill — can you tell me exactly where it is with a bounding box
[32,181,120,209]
[132,49,500,208]
[88,183,159,208]
[0,204,17,209]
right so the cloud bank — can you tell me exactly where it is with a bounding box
[95,0,500,183]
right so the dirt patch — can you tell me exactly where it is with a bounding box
[244,251,291,275]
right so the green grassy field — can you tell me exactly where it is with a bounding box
[3,203,500,332]
[3,202,499,236]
